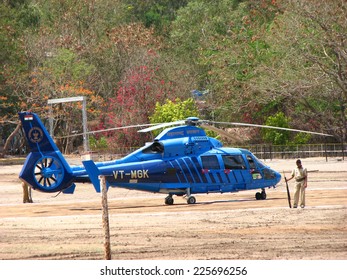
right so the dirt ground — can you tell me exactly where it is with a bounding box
[0,157,346,260]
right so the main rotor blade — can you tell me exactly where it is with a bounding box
[200,124,243,143]
[56,123,159,139]
[138,120,185,133]
[209,121,333,137]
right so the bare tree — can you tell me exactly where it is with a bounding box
[251,0,346,142]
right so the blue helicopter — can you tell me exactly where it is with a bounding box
[18,112,330,205]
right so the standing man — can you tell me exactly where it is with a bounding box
[285,159,307,208]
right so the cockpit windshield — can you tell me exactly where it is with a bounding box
[251,155,266,169]
[246,153,275,179]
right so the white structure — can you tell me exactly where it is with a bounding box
[48,96,89,152]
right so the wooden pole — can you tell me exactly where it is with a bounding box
[283,172,292,208]
[324,138,328,162]
[100,176,111,260]
[342,140,345,161]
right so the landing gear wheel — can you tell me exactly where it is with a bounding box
[255,189,267,200]
[187,196,196,204]
[255,192,262,200]
[165,195,174,205]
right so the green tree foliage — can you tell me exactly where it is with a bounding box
[170,0,282,122]
[122,0,188,34]
[44,48,96,83]
[149,98,199,136]
[150,98,199,123]
[0,1,31,148]
[149,97,221,139]
[262,112,290,145]
[262,112,312,145]
[0,3,26,116]
[89,136,108,151]
[170,0,345,143]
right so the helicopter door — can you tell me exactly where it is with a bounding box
[200,155,222,192]
[221,155,250,191]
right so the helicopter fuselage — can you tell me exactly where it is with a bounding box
[76,125,281,197]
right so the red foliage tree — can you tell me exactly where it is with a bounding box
[98,56,177,149]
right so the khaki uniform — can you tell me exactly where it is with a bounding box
[291,166,307,208]
[22,182,33,203]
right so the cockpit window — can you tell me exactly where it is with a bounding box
[222,155,246,169]
[246,155,256,169]
[246,154,266,169]
[201,155,220,169]
[263,168,275,179]
[142,142,164,154]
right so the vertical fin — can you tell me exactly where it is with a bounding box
[82,160,101,193]
[19,112,61,153]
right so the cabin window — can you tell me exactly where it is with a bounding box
[222,155,246,169]
[142,141,164,154]
[201,155,220,169]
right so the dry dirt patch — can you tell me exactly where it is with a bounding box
[0,157,346,260]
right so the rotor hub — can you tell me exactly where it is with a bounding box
[185,117,200,126]
[41,167,55,178]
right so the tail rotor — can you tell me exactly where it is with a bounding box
[33,156,65,191]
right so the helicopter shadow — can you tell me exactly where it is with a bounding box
[103,196,283,211]
[188,196,282,206]
[66,195,284,213]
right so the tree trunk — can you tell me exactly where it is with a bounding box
[3,123,22,155]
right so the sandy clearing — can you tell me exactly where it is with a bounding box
[0,157,346,260]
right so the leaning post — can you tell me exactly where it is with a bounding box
[100,175,111,260]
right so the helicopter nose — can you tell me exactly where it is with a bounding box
[275,171,282,184]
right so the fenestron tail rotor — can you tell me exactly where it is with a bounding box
[33,156,65,191]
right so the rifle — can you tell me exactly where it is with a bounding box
[283,171,292,208]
